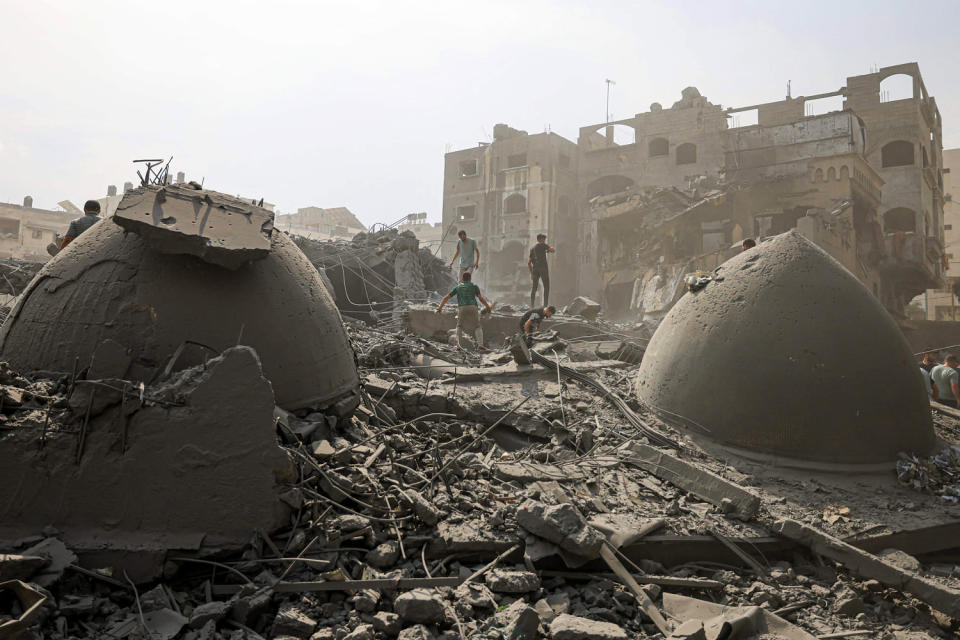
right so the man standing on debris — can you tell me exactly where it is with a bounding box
[436,271,493,350]
[920,352,939,372]
[520,305,555,343]
[528,233,555,307]
[930,355,960,407]
[59,200,102,250]
[449,229,479,280]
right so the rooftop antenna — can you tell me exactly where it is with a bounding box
[605,79,616,123]
[786,80,791,99]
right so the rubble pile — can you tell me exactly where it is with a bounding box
[897,446,960,502]
[3,321,960,639]
[292,229,455,326]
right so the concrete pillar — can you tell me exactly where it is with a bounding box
[22,196,33,208]
[123,182,134,193]
[176,171,186,183]
[107,185,118,197]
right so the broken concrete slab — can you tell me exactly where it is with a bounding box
[430,520,519,557]
[622,442,761,520]
[0,554,47,582]
[662,592,816,640]
[484,569,540,593]
[271,604,318,638]
[548,613,627,640]
[774,519,960,618]
[113,185,274,270]
[21,538,76,587]
[0,348,292,560]
[516,501,605,559]
[564,297,601,321]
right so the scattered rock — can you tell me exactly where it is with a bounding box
[371,611,402,637]
[189,601,230,629]
[397,625,434,640]
[272,604,318,638]
[879,548,921,573]
[835,596,866,617]
[516,501,605,558]
[549,614,627,640]
[394,589,447,624]
[485,569,541,593]
[365,541,401,568]
[344,623,375,640]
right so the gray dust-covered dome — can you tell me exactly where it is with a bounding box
[0,216,359,410]
[635,230,935,465]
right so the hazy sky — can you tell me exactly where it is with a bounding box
[2,0,958,226]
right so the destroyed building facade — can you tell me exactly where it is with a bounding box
[442,63,946,319]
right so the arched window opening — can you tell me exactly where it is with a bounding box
[881,141,914,168]
[504,193,526,215]
[827,167,837,181]
[884,207,917,233]
[676,143,697,165]
[814,168,824,182]
[879,73,915,103]
[648,137,669,157]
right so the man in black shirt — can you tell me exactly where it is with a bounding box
[920,352,939,372]
[528,233,555,307]
[520,305,556,343]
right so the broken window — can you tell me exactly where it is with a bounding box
[587,175,634,199]
[884,207,916,233]
[648,138,669,157]
[458,159,478,177]
[507,153,527,169]
[0,218,20,239]
[676,143,697,165]
[456,205,477,221]
[504,193,526,215]
[729,108,758,128]
[31,229,43,240]
[881,141,914,168]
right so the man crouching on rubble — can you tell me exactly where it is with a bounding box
[436,272,492,351]
[520,305,555,346]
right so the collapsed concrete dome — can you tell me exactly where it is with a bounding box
[0,185,360,411]
[635,230,936,466]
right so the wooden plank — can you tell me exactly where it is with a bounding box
[274,576,462,592]
[774,519,960,619]
[623,443,761,520]
[600,544,672,636]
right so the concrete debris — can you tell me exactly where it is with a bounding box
[271,603,318,638]
[564,296,602,321]
[0,580,48,640]
[549,613,628,640]
[517,501,606,559]
[393,588,447,624]
[0,555,47,582]
[896,446,960,502]
[113,185,274,269]
[485,569,541,593]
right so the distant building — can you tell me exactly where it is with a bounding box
[278,206,366,240]
[442,63,946,319]
[0,196,75,262]
[921,147,960,320]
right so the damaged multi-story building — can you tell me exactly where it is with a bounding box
[442,63,946,321]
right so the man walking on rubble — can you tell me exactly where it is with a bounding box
[449,229,479,280]
[930,355,960,408]
[528,233,555,307]
[59,200,102,250]
[436,271,493,351]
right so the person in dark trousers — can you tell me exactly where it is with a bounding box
[528,233,555,307]
[436,271,493,351]
[60,200,102,250]
[519,305,555,345]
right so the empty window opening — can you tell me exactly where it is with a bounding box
[827,167,837,181]
[607,124,636,146]
[804,95,844,116]
[0,218,20,238]
[456,205,477,222]
[676,143,697,165]
[879,73,915,103]
[587,175,635,199]
[701,220,728,253]
[504,193,526,215]
[507,153,527,169]
[458,159,478,177]
[729,108,759,128]
[881,141,914,168]
[884,207,917,233]
[648,137,669,157]
[31,229,43,239]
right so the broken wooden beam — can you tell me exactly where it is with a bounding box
[273,576,463,592]
[622,442,761,520]
[600,544,672,636]
[774,519,960,618]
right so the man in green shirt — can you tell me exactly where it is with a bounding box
[931,355,960,408]
[436,271,493,350]
[449,230,480,280]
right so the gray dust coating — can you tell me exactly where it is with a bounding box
[0,218,359,410]
[635,230,935,465]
